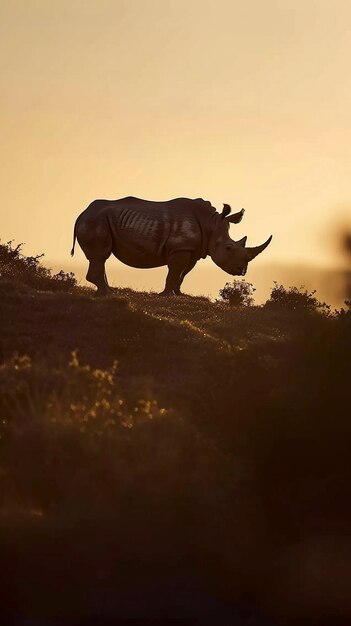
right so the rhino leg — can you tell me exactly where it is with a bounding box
[86,259,111,296]
[160,251,196,296]
[174,257,197,295]
[77,218,112,296]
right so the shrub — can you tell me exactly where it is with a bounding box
[0,352,173,510]
[0,351,167,438]
[0,240,76,292]
[264,282,331,313]
[336,298,351,318]
[219,279,256,306]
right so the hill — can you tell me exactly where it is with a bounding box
[0,242,351,624]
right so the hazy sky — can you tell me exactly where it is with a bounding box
[1,0,351,279]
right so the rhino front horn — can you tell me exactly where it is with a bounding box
[245,235,273,260]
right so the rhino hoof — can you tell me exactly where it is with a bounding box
[159,290,178,297]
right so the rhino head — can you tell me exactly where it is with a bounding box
[209,204,272,276]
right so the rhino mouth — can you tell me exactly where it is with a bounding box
[231,268,247,276]
[227,265,247,276]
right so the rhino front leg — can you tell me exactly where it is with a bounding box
[174,257,197,295]
[160,251,195,296]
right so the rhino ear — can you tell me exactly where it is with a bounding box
[221,203,232,219]
[235,236,247,248]
[227,208,245,224]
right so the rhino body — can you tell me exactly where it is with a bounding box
[72,196,272,295]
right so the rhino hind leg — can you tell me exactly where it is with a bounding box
[86,259,111,296]
[160,251,196,296]
[77,219,112,296]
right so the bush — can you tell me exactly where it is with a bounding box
[0,351,169,440]
[219,280,256,306]
[0,240,77,292]
[337,298,351,318]
[265,281,331,313]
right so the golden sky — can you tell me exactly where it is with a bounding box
[1,0,351,288]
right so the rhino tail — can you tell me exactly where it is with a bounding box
[71,220,77,256]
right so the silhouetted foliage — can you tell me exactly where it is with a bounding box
[337,298,351,318]
[0,240,77,291]
[219,279,256,306]
[264,281,331,313]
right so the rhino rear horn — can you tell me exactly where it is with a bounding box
[227,208,245,224]
[245,235,273,260]
[235,236,247,247]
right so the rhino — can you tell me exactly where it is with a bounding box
[71,196,272,296]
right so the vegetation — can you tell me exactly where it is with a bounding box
[219,279,256,306]
[0,242,350,624]
[265,280,331,313]
[0,240,76,292]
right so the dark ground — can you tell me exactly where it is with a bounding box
[0,247,351,625]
